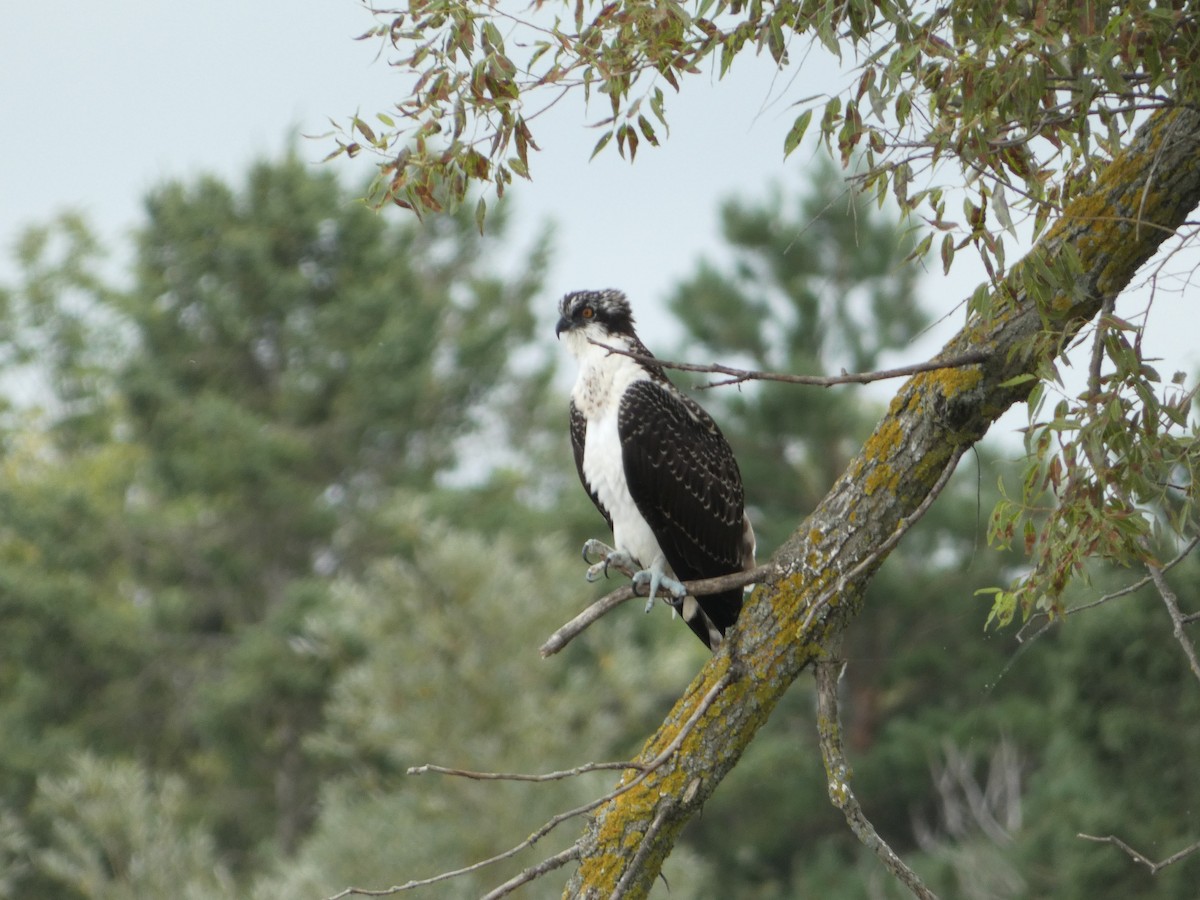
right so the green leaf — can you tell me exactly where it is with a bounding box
[650,86,668,128]
[999,373,1038,388]
[353,117,376,143]
[637,114,659,146]
[993,183,1013,235]
[783,109,813,158]
[590,130,613,160]
[940,232,955,274]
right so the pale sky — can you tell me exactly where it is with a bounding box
[3,1,1195,433]
[1,2,845,318]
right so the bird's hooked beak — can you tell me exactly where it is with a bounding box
[555,316,571,339]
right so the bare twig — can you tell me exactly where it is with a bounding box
[478,845,582,900]
[407,759,647,780]
[1146,560,1200,686]
[1078,833,1200,874]
[815,655,939,900]
[587,337,988,389]
[325,672,733,900]
[540,584,638,657]
[540,547,776,657]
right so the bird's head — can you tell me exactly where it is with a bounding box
[555,289,636,343]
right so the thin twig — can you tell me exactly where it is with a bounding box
[801,446,966,633]
[815,656,939,899]
[587,338,988,389]
[541,554,776,657]
[406,760,647,781]
[478,845,582,900]
[540,585,638,657]
[1078,833,1200,874]
[325,672,733,900]
[1146,560,1200,686]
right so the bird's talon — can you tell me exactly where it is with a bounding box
[632,565,686,613]
[581,538,614,565]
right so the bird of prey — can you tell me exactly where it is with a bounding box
[555,289,756,649]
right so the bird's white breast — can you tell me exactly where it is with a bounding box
[566,331,670,573]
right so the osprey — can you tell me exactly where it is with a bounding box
[556,289,756,649]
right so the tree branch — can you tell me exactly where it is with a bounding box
[479,846,582,900]
[565,104,1200,898]
[1016,533,1200,644]
[587,338,989,389]
[815,655,939,899]
[801,445,965,634]
[540,548,776,657]
[407,760,648,781]
[1077,833,1200,874]
[1146,560,1200,686]
[326,672,733,899]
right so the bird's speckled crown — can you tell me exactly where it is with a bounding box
[558,289,635,335]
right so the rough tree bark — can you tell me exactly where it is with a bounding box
[565,105,1200,897]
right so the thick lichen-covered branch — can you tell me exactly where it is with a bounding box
[564,104,1200,899]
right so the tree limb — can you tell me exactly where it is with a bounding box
[815,655,939,899]
[1077,833,1200,874]
[479,846,582,900]
[541,551,776,657]
[407,760,648,781]
[587,338,989,389]
[564,104,1200,899]
[1146,560,1200,686]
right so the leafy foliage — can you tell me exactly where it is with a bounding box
[344,0,1200,246]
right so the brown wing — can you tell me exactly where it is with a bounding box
[617,380,746,638]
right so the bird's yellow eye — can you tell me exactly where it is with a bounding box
[581,306,594,319]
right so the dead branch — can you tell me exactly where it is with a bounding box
[325,672,734,900]
[815,655,939,900]
[540,584,638,657]
[588,338,989,390]
[1146,559,1200,685]
[478,845,582,900]
[920,739,1023,847]
[407,760,648,780]
[1077,833,1200,875]
[540,539,776,656]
